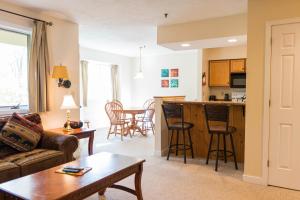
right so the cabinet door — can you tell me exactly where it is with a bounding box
[230,59,246,73]
[209,60,230,87]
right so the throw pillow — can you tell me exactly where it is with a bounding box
[0,113,43,152]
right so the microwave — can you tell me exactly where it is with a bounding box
[230,73,246,88]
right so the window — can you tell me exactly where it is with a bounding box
[80,61,113,128]
[0,28,30,112]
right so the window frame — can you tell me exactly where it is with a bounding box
[0,27,31,115]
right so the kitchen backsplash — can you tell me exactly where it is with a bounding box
[208,87,246,100]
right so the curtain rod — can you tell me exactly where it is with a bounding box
[0,8,53,26]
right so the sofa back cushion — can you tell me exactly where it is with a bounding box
[0,113,43,152]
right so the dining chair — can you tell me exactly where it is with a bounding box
[204,104,238,171]
[137,101,155,135]
[105,101,130,141]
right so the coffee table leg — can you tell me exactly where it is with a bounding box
[98,188,106,200]
[135,164,143,200]
[88,132,94,156]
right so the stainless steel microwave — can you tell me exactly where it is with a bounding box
[230,73,246,88]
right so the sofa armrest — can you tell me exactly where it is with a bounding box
[39,131,79,162]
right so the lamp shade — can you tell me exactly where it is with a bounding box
[60,95,78,110]
[52,65,69,79]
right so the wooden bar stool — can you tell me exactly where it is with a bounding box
[162,103,194,164]
[204,104,238,171]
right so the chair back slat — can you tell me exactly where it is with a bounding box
[162,104,184,129]
[112,99,123,109]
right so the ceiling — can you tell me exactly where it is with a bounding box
[3,0,247,57]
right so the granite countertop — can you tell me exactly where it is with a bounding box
[163,100,246,106]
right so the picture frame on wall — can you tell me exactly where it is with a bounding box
[170,79,179,88]
[161,79,169,88]
[161,69,169,77]
[170,68,179,77]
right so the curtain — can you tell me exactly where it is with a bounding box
[111,64,120,100]
[81,60,89,107]
[28,21,50,113]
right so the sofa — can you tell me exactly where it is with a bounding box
[0,113,79,183]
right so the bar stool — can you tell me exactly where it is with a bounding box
[162,103,194,164]
[204,104,238,171]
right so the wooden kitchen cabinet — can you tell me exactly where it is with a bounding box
[230,59,246,73]
[209,60,230,87]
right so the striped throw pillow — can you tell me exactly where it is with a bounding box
[0,113,43,152]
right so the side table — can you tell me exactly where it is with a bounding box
[48,128,96,156]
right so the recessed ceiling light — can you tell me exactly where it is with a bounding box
[181,43,191,47]
[227,39,238,43]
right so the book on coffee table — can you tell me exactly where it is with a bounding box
[55,167,92,176]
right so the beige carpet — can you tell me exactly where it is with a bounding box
[77,128,300,200]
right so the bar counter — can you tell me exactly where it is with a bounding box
[154,97,245,163]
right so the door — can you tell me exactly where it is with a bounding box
[209,60,230,87]
[269,22,300,190]
[230,59,246,73]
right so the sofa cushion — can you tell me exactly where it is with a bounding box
[0,160,20,183]
[0,113,43,152]
[3,149,64,176]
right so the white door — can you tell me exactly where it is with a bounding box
[269,22,300,190]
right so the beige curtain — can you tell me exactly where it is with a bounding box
[111,64,120,100]
[29,21,50,113]
[81,60,89,107]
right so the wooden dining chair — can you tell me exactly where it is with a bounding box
[137,101,155,135]
[105,101,130,141]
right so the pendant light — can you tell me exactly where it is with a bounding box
[134,45,145,79]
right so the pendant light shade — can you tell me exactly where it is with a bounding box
[134,45,145,79]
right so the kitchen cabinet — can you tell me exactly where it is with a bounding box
[230,59,246,73]
[209,60,230,87]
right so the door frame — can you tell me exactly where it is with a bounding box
[262,17,300,185]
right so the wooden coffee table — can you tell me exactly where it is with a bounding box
[48,128,95,156]
[0,152,145,200]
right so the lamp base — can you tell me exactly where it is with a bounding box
[64,109,73,132]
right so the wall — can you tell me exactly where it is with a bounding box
[157,14,247,44]
[80,47,133,107]
[131,50,201,106]
[202,45,247,100]
[245,0,300,178]
[0,2,80,129]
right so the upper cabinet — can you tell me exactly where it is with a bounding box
[209,58,247,87]
[230,59,246,73]
[209,60,230,87]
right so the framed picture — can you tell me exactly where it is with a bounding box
[170,68,179,77]
[161,69,169,77]
[170,79,179,88]
[161,80,169,88]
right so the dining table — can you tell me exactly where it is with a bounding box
[114,107,146,136]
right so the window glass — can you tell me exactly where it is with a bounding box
[0,29,29,108]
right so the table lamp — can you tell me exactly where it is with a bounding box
[61,94,78,132]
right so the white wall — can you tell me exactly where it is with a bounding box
[80,47,133,107]
[131,50,201,106]
[0,1,80,129]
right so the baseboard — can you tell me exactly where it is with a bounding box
[243,174,267,185]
